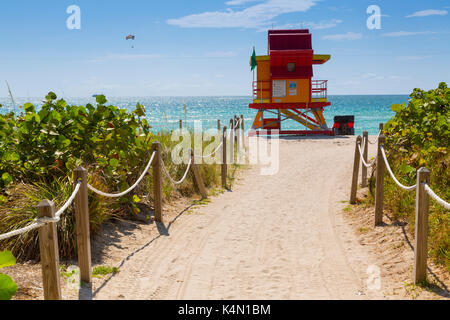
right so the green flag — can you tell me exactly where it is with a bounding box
[250,47,257,71]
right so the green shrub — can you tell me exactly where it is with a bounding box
[372,82,449,270]
[0,93,232,261]
[0,250,17,300]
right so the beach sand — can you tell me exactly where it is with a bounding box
[92,136,394,300]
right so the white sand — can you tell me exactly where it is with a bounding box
[95,136,387,300]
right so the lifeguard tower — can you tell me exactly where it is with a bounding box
[249,29,333,135]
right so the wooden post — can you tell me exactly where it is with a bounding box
[241,114,245,150]
[361,131,369,188]
[73,167,92,283]
[379,123,384,132]
[152,141,163,223]
[179,119,182,130]
[37,200,62,300]
[229,119,234,164]
[350,136,362,204]
[414,167,431,284]
[234,115,238,143]
[374,135,386,226]
[236,116,241,160]
[191,149,208,199]
[222,126,227,188]
[217,119,221,132]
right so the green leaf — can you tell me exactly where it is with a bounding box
[0,251,16,269]
[0,273,18,300]
[391,103,405,113]
[23,103,35,113]
[400,164,415,174]
[109,158,119,169]
[96,95,107,105]
[45,92,57,102]
[132,195,141,203]
[1,173,12,185]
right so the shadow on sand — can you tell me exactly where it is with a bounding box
[79,203,195,300]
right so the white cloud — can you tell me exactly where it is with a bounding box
[382,31,437,37]
[396,55,432,61]
[167,0,319,28]
[321,32,362,41]
[360,73,405,81]
[88,54,165,62]
[406,9,448,18]
[204,51,239,58]
[225,0,262,5]
[268,19,342,31]
[362,73,383,80]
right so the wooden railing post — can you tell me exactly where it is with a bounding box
[379,123,384,132]
[152,141,163,223]
[179,119,182,130]
[350,136,362,204]
[191,149,208,199]
[217,119,221,132]
[236,115,241,158]
[361,131,369,188]
[241,114,244,133]
[222,126,227,188]
[37,200,62,300]
[74,167,92,284]
[374,134,386,226]
[229,119,234,163]
[414,167,431,284]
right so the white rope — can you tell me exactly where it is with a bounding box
[380,146,417,191]
[0,181,81,241]
[357,142,376,168]
[200,141,223,158]
[368,130,381,144]
[55,181,81,218]
[161,154,193,185]
[0,221,45,241]
[424,184,450,210]
[87,151,156,198]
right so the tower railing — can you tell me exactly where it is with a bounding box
[311,80,328,100]
[252,80,271,101]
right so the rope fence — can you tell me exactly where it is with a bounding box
[161,154,193,185]
[87,151,156,198]
[0,113,246,300]
[0,181,82,241]
[424,183,450,210]
[379,146,417,191]
[349,123,449,285]
[367,129,381,144]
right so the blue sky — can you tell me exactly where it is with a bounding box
[0,0,449,97]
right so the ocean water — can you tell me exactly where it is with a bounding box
[0,95,409,135]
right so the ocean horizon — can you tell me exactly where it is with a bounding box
[0,95,409,135]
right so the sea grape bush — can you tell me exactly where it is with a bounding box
[385,81,449,170]
[0,93,153,190]
[383,82,449,269]
[0,250,17,300]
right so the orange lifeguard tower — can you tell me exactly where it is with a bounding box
[249,29,333,135]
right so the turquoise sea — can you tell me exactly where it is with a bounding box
[0,95,409,135]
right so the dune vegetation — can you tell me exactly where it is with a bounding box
[0,93,231,261]
[368,82,449,271]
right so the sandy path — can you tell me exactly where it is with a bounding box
[95,137,386,300]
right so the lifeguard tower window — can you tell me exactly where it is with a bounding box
[287,63,296,72]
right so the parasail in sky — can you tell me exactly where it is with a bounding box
[126,34,135,48]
